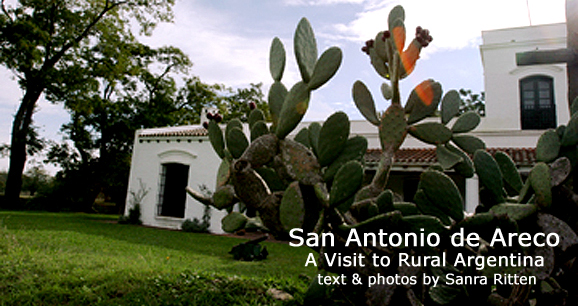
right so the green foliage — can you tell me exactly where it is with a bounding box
[458,88,485,116]
[119,203,143,225]
[181,217,210,233]
[0,0,178,205]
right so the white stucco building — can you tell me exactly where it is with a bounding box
[124,22,568,232]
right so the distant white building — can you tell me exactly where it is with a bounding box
[124,22,567,232]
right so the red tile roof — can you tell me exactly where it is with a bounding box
[365,147,536,168]
[139,127,208,138]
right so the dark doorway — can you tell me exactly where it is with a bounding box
[520,75,556,130]
[157,163,189,218]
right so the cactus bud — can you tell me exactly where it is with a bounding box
[383,30,391,40]
[202,122,209,129]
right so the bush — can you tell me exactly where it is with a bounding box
[119,203,142,225]
[181,217,210,233]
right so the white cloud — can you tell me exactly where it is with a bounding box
[330,0,565,52]
[284,0,364,6]
[139,1,273,89]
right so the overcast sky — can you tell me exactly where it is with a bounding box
[0,0,566,173]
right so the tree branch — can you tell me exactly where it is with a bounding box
[147,63,175,101]
[43,0,129,72]
[1,0,13,22]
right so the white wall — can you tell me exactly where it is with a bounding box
[125,132,227,233]
[480,23,570,131]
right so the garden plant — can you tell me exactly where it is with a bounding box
[187,5,578,305]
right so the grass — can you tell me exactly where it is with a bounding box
[0,211,317,305]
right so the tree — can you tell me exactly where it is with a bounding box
[217,83,270,123]
[22,164,52,197]
[46,40,191,211]
[176,80,269,125]
[0,0,175,207]
[458,88,485,116]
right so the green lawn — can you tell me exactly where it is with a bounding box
[0,211,316,305]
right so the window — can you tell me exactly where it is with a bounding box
[520,76,556,130]
[157,163,189,218]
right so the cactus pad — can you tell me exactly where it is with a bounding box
[452,134,486,154]
[445,144,474,177]
[250,121,269,142]
[323,136,368,182]
[216,158,231,188]
[408,122,452,145]
[275,81,311,139]
[436,144,463,170]
[494,151,523,194]
[550,157,571,187]
[308,46,342,90]
[329,160,364,208]
[529,162,552,209]
[294,127,310,148]
[294,18,317,83]
[402,215,448,236]
[379,104,407,151]
[451,111,481,133]
[441,90,461,125]
[240,133,278,168]
[376,189,394,213]
[393,202,419,216]
[318,111,350,167]
[213,185,237,209]
[279,181,306,232]
[222,212,249,233]
[308,122,321,156]
[208,120,225,159]
[406,79,443,125]
[414,189,451,226]
[353,81,381,126]
[268,81,287,127]
[248,109,266,130]
[279,138,322,185]
[536,129,561,163]
[226,127,249,159]
[561,113,578,146]
[419,170,464,222]
[269,37,286,82]
[474,150,505,205]
[489,203,538,222]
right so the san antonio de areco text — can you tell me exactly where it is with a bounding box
[289,227,559,287]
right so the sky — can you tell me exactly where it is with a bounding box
[0,0,567,174]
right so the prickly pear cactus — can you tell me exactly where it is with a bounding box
[185,6,578,306]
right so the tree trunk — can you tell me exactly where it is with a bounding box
[4,85,44,208]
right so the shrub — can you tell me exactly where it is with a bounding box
[181,217,210,233]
